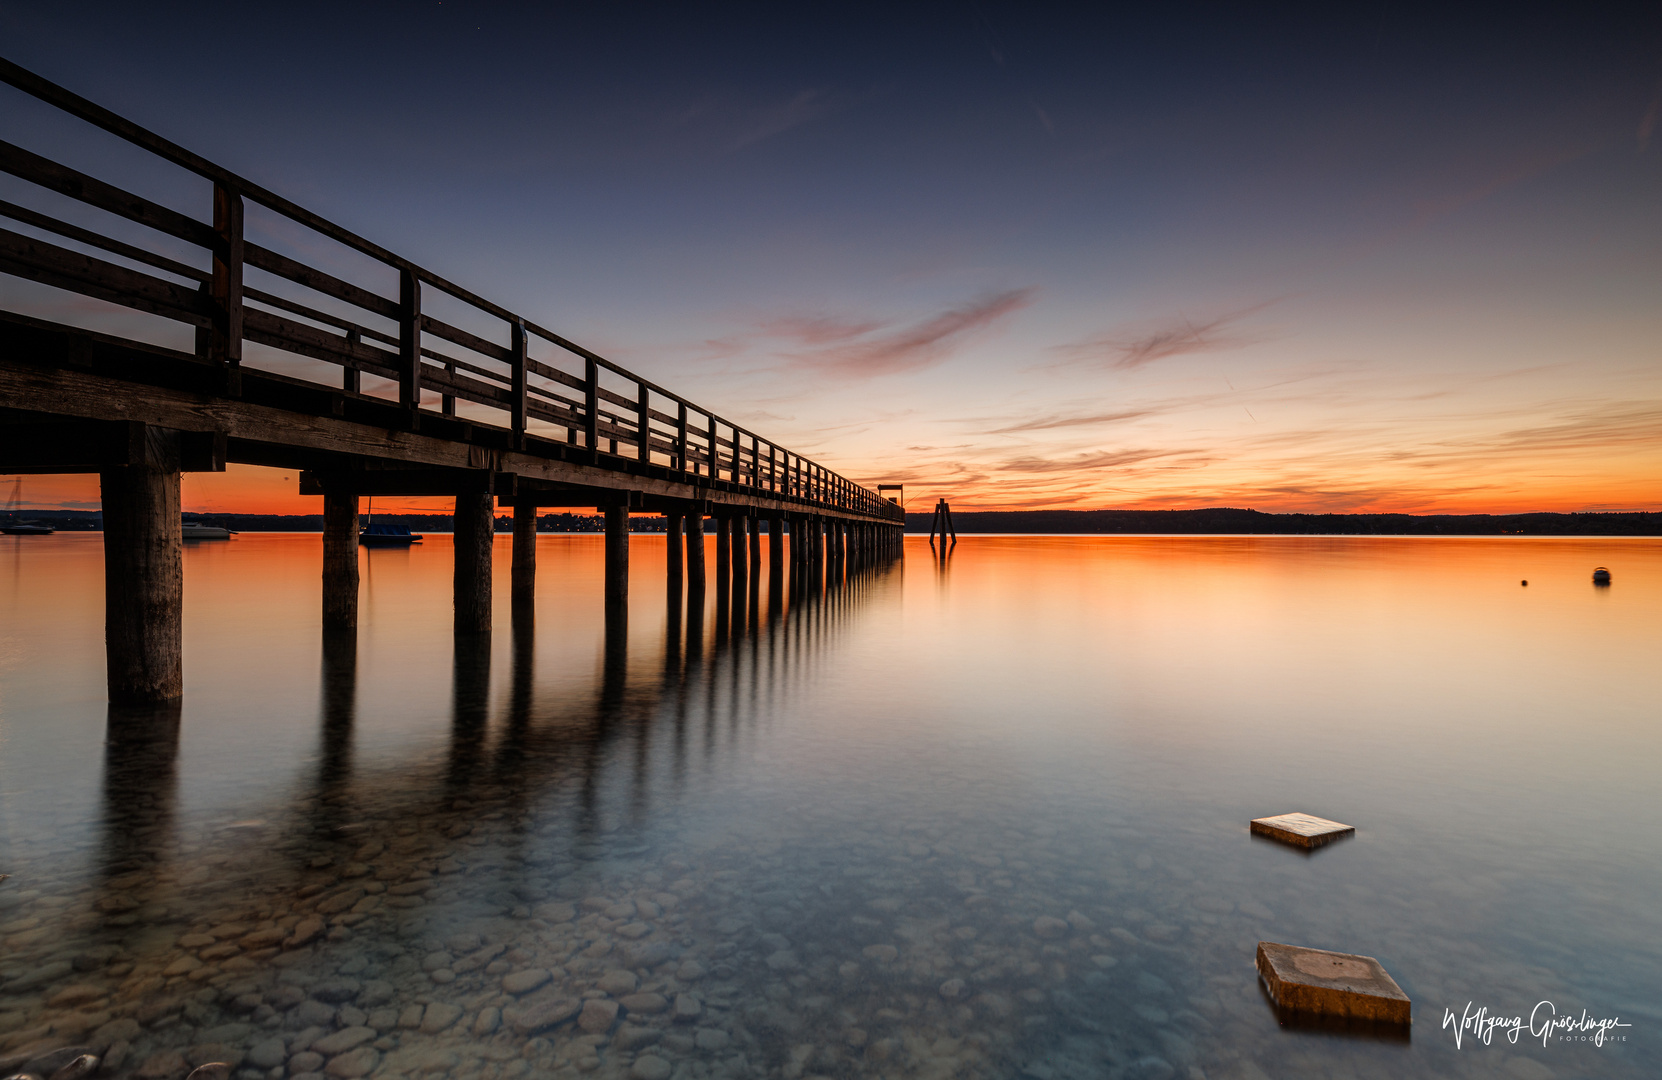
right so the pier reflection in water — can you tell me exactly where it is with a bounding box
[0,535,1657,1079]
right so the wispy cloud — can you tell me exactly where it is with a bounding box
[772,288,1035,379]
[730,89,841,149]
[983,408,1155,434]
[1055,299,1280,371]
[998,448,1199,473]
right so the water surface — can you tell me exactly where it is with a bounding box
[0,534,1656,1080]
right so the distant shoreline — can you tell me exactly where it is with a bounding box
[11,507,1661,536]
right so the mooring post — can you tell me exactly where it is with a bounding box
[322,490,359,632]
[687,512,707,589]
[605,504,630,614]
[511,500,538,621]
[100,426,183,705]
[453,491,494,634]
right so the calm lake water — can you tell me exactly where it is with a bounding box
[0,533,1656,1080]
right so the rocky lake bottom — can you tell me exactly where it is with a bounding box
[1,534,1657,1079]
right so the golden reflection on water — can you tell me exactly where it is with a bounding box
[0,533,1656,1079]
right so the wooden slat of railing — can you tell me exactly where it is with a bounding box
[0,139,218,250]
[0,199,209,284]
[0,227,210,327]
[244,242,399,322]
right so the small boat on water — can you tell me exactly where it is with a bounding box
[360,522,422,547]
[182,521,234,540]
[1592,566,1611,584]
[2,478,55,535]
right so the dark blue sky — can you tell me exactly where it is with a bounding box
[4,2,1661,511]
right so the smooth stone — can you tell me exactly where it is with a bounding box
[597,970,639,995]
[1033,916,1069,938]
[694,1028,730,1051]
[862,945,898,963]
[578,998,619,1034]
[311,1027,376,1056]
[502,968,552,995]
[630,1055,672,1080]
[764,950,799,971]
[619,993,668,1015]
[418,1002,463,1033]
[616,922,652,940]
[289,1052,325,1072]
[323,1046,379,1078]
[247,1037,286,1069]
[506,997,581,1035]
[675,960,705,981]
[472,1006,500,1035]
[614,1024,661,1051]
[939,979,965,999]
[673,994,702,1022]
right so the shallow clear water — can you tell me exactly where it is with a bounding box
[0,533,1656,1080]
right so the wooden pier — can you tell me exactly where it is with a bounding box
[0,59,905,706]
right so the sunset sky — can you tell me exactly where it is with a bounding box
[3,2,1660,515]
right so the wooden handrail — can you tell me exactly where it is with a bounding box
[0,56,902,521]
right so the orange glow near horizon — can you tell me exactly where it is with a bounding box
[4,455,1657,519]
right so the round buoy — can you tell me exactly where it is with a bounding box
[1592,567,1611,585]
[1521,580,1527,586]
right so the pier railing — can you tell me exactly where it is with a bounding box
[0,58,902,523]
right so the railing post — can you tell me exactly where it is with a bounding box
[210,182,243,394]
[637,383,651,464]
[442,359,456,417]
[584,356,600,460]
[510,320,528,449]
[677,402,689,473]
[707,414,719,482]
[399,266,422,425]
[343,328,361,393]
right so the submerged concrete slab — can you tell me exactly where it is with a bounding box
[1256,942,1410,1025]
[1250,812,1354,849]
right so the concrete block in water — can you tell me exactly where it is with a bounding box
[1249,812,1354,849]
[1256,941,1410,1024]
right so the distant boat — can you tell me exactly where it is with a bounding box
[360,522,422,547]
[2,478,54,535]
[1592,566,1611,584]
[182,522,233,540]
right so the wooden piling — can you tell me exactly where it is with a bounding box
[768,517,784,578]
[715,515,731,580]
[100,426,183,705]
[733,515,750,581]
[604,504,630,611]
[749,512,762,572]
[511,500,537,621]
[667,512,684,587]
[322,491,359,631]
[453,492,494,634]
[687,512,706,588]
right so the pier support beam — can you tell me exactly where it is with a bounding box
[768,517,783,578]
[604,504,630,612]
[667,512,684,589]
[749,513,762,574]
[687,513,707,591]
[453,492,494,634]
[715,515,731,581]
[100,427,182,705]
[322,491,359,632]
[512,500,537,621]
[733,515,749,581]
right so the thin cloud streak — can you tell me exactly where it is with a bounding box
[1055,299,1282,371]
[776,288,1035,379]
